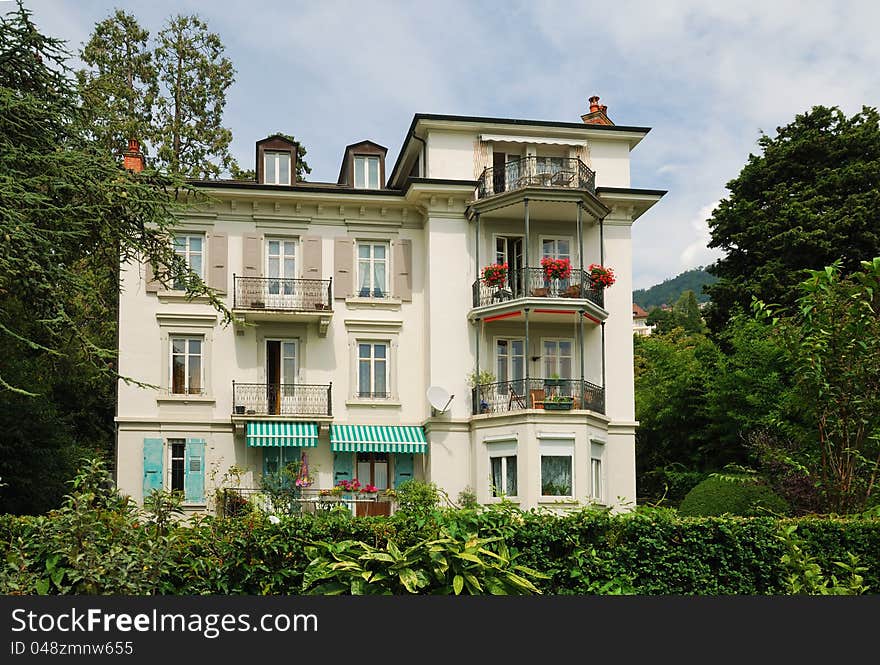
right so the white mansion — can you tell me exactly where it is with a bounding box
[115,96,664,514]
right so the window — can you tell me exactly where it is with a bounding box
[540,439,574,497]
[266,238,297,298]
[354,155,380,189]
[358,342,388,398]
[264,151,291,185]
[173,234,204,289]
[535,156,564,174]
[541,237,571,261]
[591,441,605,502]
[543,339,573,380]
[170,439,186,494]
[357,242,388,297]
[488,442,518,497]
[171,336,203,394]
[356,452,389,489]
[496,338,525,392]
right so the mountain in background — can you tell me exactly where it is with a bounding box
[633,267,718,309]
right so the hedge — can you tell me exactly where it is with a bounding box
[2,506,878,595]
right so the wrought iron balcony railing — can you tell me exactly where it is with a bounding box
[233,275,332,312]
[471,378,605,415]
[472,266,604,309]
[232,382,332,417]
[476,156,596,200]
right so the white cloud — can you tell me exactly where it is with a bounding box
[680,201,723,270]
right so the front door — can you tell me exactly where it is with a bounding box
[266,339,297,415]
[496,236,524,297]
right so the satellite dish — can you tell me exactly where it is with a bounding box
[427,386,454,414]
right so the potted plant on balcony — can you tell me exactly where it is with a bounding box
[544,372,563,387]
[543,393,574,410]
[587,264,616,289]
[467,369,496,414]
[541,257,572,281]
[481,262,508,296]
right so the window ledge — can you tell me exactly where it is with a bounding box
[538,497,577,504]
[157,395,216,405]
[344,296,402,310]
[345,399,402,408]
[157,290,215,304]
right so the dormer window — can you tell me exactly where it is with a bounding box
[264,151,291,186]
[354,155,380,189]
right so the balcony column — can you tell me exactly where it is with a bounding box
[474,212,480,280]
[523,198,530,275]
[601,321,606,390]
[524,308,530,389]
[576,202,584,289]
[599,216,605,266]
[578,310,585,387]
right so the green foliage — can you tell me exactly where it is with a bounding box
[678,476,790,517]
[645,290,706,335]
[301,530,547,595]
[705,105,880,332]
[152,14,236,178]
[633,267,717,309]
[3,476,880,595]
[466,369,496,387]
[778,524,868,594]
[391,480,442,518]
[755,259,880,513]
[76,9,157,157]
[143,489,184,536]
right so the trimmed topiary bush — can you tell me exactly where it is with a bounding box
[679,476,790,517]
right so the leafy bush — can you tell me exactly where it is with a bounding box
[678,476,790,517]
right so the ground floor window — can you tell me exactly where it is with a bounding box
[540,439,574,497]
[590,441,605,502]
[170,439,186,493]
[487,440,518,498]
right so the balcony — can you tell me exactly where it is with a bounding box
[473,267,604,310]
[477,156,596,200]
[472,378,605,416]
[232,276,332,332]
[232,382,332,419]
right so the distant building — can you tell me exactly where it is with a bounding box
[632,303,653,336]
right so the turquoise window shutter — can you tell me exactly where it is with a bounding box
[263,448,280,477]
[143,438,164,498]
[333,452,353,484]
[185,438,206,504]
[394,453,414,488]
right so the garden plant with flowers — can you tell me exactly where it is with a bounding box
[541,257,572,281]
[481,262,508,288]
[588,263,615,288]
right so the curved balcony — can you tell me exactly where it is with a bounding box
[472,267,604,309]
[476,156,596,200]
[471,378,605,415]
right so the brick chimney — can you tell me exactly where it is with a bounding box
[581,95,614,126]
[123,139,145,172]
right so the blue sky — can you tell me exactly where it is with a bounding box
[22,0,880,288]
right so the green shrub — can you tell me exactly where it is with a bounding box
[678,476,790,517]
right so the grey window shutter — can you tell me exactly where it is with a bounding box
[145,260,160,293]
[334,238,353,299]
[302,236,322,279]
[243,234,262,277]
[208,232,228,293]
[394,239,412,301]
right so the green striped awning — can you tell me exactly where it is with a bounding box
[246,421,318,447]
[330,424,427,453]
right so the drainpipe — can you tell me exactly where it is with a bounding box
[413,134,427,177]
[599,216,605,266]
[577,202,584,289]
[475,212,480,286]
[601,321,606,390]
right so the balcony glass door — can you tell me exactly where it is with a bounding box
[266,239,297,306]
[495,236,523,297]
[266,339,297,415]
[496,338,525,404]
[541,237,572,295]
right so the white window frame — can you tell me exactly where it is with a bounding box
[170,335,204,395]
[356,340,389,399]
[590,440,606,503]
[173,233,204,288]
[541,337,575,380]
[354,155,380,189]
[264,150,291,186]
[539,235,572,261]
[539,438,575,499]
[356,241,389,298]
[487,441,518,499]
